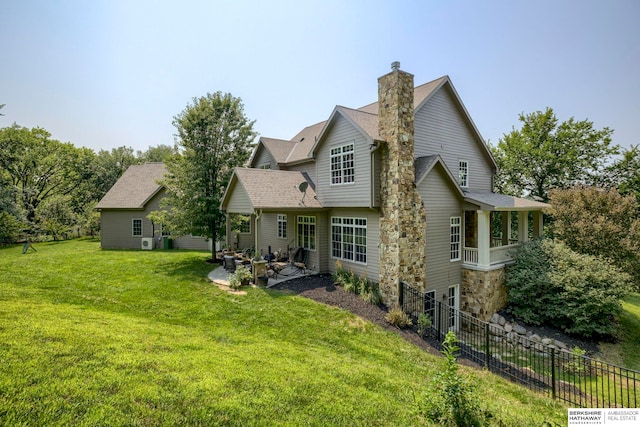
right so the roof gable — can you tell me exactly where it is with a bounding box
[95,163,167,209]
[310,106,379,157]
[415,155,465,199]
[249,137,296,167]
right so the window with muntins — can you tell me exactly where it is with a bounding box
[331,217,367,264]
[297,216,316,250]
[450,217,461,261]
[277,214,287,239]
[132,218,142,237]
[459,160,468,187]
[330,143,355,185]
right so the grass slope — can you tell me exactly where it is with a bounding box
[0,239,566,426]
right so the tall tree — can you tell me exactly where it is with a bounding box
[153,92,256,259]
[491,108,617,202]
[137,144,178,163]
[0,124,94,227]
[600,145,640,203]
[90,146,139,199]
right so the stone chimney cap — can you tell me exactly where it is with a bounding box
[391,61,400,71]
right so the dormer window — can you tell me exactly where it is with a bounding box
[459,160,468,188]
[330,143,355,185]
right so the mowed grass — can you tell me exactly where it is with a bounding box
[0,239,566,426]
[598,293,640,371]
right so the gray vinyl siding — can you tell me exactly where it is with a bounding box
[415,87,494,191]
[315,114,371,207]
[99,191,163,249]
[225,181,253,213]
[257,212,295,256]
[326,208,380,282]
[252,146,278,170]
[418,163,463,299]
[172,236,211,250]
[283,161,316,184]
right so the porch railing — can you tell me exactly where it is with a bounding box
[399,282,640,409]
[463,244,517,267]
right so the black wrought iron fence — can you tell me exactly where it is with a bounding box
[400,282,639,408]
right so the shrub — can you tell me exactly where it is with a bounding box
[417,313,432,336]
[384,304,412,328]
[421,332,488,426]
[333,261,382,305]
[228,265,252,289]
[506,239,632,338]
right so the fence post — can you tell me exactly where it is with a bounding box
[485,323,490,369]
[399,280,405,308]
[550,348,556,401]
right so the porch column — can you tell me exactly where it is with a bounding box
[518,211,529,243]
[501,212,510,246]
[532,211,543,238]
[477,210,491,268]
[225,213,231,248]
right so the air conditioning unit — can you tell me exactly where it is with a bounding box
[141,237,153,250]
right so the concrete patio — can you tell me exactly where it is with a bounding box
[207,263,316,288]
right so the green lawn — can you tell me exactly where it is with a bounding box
[598,293,640,371]
[0,239,566,426]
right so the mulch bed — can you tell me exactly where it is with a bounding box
[269,273,605,366]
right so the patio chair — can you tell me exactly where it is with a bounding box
[291,247,308,275]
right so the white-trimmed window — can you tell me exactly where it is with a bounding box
[132,218,142,237]
[258,163,271,169]
[277,214,287,239]
[297,216,316,250]
[450,217,461,261]
[331,217,367,264]
[459,160,469,187]
[330,143,355,185]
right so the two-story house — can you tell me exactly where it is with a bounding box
[220,63,548,320]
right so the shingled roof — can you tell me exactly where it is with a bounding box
[95,163,167,209]
[257,76,449,166]
[222,168,322,211]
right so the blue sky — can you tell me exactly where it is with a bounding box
[1,0,639,153]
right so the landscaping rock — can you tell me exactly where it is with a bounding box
[530,334,541,343]
[541,338,553,346]
[554,340,568,349]
[490,324,505,337]
[497,315,507,326]
[504,323,513,333]
[513,323,527,335]
[490,313,501,324]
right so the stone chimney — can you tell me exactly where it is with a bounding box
[378,62,427,305]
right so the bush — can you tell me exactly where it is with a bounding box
[228,265,252,289]
[333,261,382,305]
[417,313,432,336]
[506,239,632,338]
[421,332,488,426]
[384,304,412,328]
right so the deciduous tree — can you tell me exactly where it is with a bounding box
[491,108,617,202]
[0,124,94,228]
[153,92,256,260]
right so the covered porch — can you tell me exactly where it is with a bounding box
[462,192,549,269]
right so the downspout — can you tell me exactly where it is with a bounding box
[254,209,263,257]
[369,140,381,209]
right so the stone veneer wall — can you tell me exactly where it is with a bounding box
[461,267,508,321]
[377,66,427,305]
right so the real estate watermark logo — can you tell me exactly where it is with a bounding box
[568,408,639,426]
